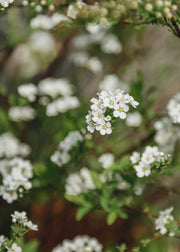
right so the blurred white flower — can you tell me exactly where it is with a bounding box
[18,83,38,102]
[126,112,142,127]
[9,106,36,122]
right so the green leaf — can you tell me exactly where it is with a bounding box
[130,71,143,103]
[90,171,103,189]
[141,238,150,247]
[118,209,128,219]
[100,195,109,211]
[117,243,127,252]
[65,194,91,208]
[76,206,90,221]
[107,212,117,225]
[21,239,40,252]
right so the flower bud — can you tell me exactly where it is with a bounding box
[155,11,162,18]
[145,3,153,11]
[129,1,138,10]
[171,5,177,11]
[156,0,163,7]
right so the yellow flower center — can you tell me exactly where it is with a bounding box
[98,113,102,118]
[109,100,114,106]
[98,103,102,108]
[142,167,147,172]
[102,124,108,129]
[118,107,124,112]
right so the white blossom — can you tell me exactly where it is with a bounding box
[126,112,142,127]
[155,207,175,236]
[46,96,80,116]
[98,153,114,169]
[65,167,96,196]
[0,132,31,158]
[167,93,180,124]
[86,89,139,135]
[154,117,180,153]
[101,34,122,54]
[9,106,36,122]
[38,78,73,98]
[18,83,38,102]
[0,158,33,203]
[6,243,22,252]
[52,235,102,252]
[130,145,169,178]
[99,74,129,92]
[0,0,14,8]
[51,131,83,167]
[31,13,70,30]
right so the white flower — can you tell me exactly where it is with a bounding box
[126,112,142,127]
[38,78,73,98]
[0,235,6,247]
[51,131,83,167]
[130,152,140,164]
[67,4,79,19]
[86,22,102,34]
[6,243,22,252]
[167,93,180,124]
[31,13,70,30]
[99,74,129,92]
[96,121,112,135]
[86,89,139,135]
[101,34,122,54]
[9,106,36,122]
[18,83,37,102]
[52,235,103,252]
[11,211,27,224]
[0,132,31,158]
[141,152,155,164]
[155,207,175,236]
[113,103,129,119]
[134,161,151,177]
[0,158,33,203]
[65,167,96,195]
[98,153,114,169]
[86,57,103,73]
[46,96,80,116]
[154,117,180,153]
[26,221,38,231]
[0,0,14,8]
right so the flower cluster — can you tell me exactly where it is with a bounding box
[31,13,70,30]
[167,93,180,124]
[11,211,38,231]
[86,89,139,135]
[52,235,102,252]
[0,0,14,8]
[65,167,96,196]
[51,131,83,167]
[9,106,36,122]
[98,153,114,169]
[17,83,38,102]
[46,96,80,117]
[67,1,86,19]
[0,132,31,158]
[9,77,80,120]
[38,78,73,98]
[130,146,169,178]
[154,117,180,153]
[38,78,80,116]
[0,211,38,251]
[98,74,129,92]
[155,207,175,236]
[0,158,33,203]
